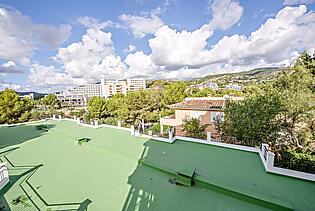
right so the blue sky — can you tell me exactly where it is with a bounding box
[0,0,314,92]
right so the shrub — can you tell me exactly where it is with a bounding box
[102,117,117,126]
[151,123,170,134]
[274,150,315,174]
[182,117,208,139]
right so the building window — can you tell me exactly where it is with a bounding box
[211,112,224,123]
[190,111,202,119]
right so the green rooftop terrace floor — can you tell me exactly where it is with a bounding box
[0,120,314,210]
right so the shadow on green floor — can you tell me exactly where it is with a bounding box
[0,123,56,150]
[122,139,302,211]
[122,139,174,211]
[0,150,92,211]
[0,162,43,211]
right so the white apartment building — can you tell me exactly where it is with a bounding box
[196,82,219,90]
[126,78,146,90]
[57,77,146,108]
[225,83,242,91]
[56,83,101,108]
[100,76,146,98]
[67,84,102,98]
[57,93,87,108]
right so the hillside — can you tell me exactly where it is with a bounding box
[192,67,290,86]
[17,91,46,99]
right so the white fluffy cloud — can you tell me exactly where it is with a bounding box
[148,0,243,68]
[206,0,244,30]
[119,13,164,38]
[29,64,87,86]
[149,25,213,68]
[0,61,22,73]
[54,28,114,79]
[123,45,137,53]
[77,16,123,30]
[148,5,315,73]
[206,5,315,66]
[283,0,315,5]
[0,80,29,91]
[28,4,315,89]
[125,51,160,77]
[0,7,71,62]
[29,28,128,86]
[118,1,171,39]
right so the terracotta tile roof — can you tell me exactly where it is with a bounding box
[169,99,226,110]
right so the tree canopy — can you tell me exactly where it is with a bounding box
[0,89,33,124]
[182,117,208,139]
[217,52,315,153]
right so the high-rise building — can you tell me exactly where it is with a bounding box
[57,77,146,107]
[126,78,146,91]
[66,84,102,98]
[57,93,87,108]
[100,76,146,98]
[56,83,101,108]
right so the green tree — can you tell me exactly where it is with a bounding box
[106,93,125,118]
[217,53,314,152]
[0,89,33,124]
[120,90,153,127]
[182,117,208,139]
[296,51,315,76]
[162,81,187,105]
[40,94,59,114]
[43,94,58,107]
[87,97,109,119]
[216,89,244,97]
[188,88,217,97]
[216,94,283,147]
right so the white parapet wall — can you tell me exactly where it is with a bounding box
[0,162,9,190]
[0,118,314,181]
[258,143,315,181]
[207,132,211,142]
[130,125,135,136]
[0,119,47,128]
[175,135,259,153]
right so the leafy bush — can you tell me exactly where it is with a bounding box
[0,89,33,124]
[151,123,170,134]
[83,112,91,124]
[102,117,117,126]
[69,109,85,118]
[275,150,315,174]
[182,117,208,139]
[31,110,50,121]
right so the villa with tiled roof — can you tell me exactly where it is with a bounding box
[160,96,244,138]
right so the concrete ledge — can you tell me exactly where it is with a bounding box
[137,134,174,143]
[175,136,260,153]
[268,166,315,182]
[0,119,47,128]
[99,124,131,131]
